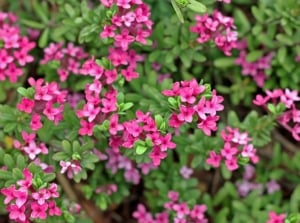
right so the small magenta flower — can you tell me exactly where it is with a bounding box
[17,98,35,113]
[30,202,48,219]
[266,211,286,223]
[1,185,16,204]
[225,157,239,171]
[32,189,51,205]
[7,204,26,222]
[149,146,167,166]
[13,189,28,208]
[109,114,124,135]
[177,105,194,123]
[206,151,221,168]
[173,202,190,219]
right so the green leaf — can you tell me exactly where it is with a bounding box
[81,140,94,152]
[53,152,69,161]
[246,50,263,62]
[187,0,206,14]
[277,47,287,64]
[39,28,50,48]
[20,19,44,29]
[155,114,164,127]
[213,58,235,68]
[43,173,56,182]
[0,169,13,180]
[234,9,250,34]
[16,155,26,169]
[171,0,184,23]
[227,111,240,127]
[65,3,76,17]
[72,141,81,153]
[62,140,72,155]
[32,0,49,23]
[276,34,294,45]
[267,103,276,114]
[12,168,23,180]
[4,154,15,169]
[251,6,264,22]
[120,102,134,112]
[4,123,17,133]
[136,145,147,155]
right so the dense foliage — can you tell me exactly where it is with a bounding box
[0,0,300,222]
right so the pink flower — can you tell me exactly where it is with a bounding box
[115,29,135,51]
[7,204,26,222]
[32,188,51,205]
[79,119,94,136]
[109,114,124,135]
[241,144,256,158]
[266,211,285,223]
[177,105,194,123]
[17,98,35,113]
[30,114,43,131]
[225,157,239,171]
[17,168,33,188]
[14,49,34,66]
[197,115,219,136]
[30,202,48,219]
[169,113,184,128]
[100,25,116,38]
[173,202,190,218]
[48,201,62,216]
[221,142,238,160]
[0,49,13,69]
[81,103,100,122]
[206,151,221,168]
[190,204,207,220]
[121,67,139,81]
[21,131,35,143]
[13,189,28,208]
[1,185,16,204]
[159,133,176,151]
[23,141,42,160]
[168,191,179,202]
[149,146,167,166]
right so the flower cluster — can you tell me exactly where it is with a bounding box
[0,168,61,223]
[94,147,156,185]
[253,88,300,140]
[266,211,286,223]
[0,12,35,82]
[133,191,208,223]
[13,131,48,161]
[236,165,280,197]
[190,10,238,56]
[40,42,88,81]
[105,148,141,184]
[206,126,259,171]
[108,110,177,166]
[17,78,68,131]
[76,82,118,136]
[100,0,152,50]
[235,40,274,87]
[163,79,224,136]
[100,0,152,81]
